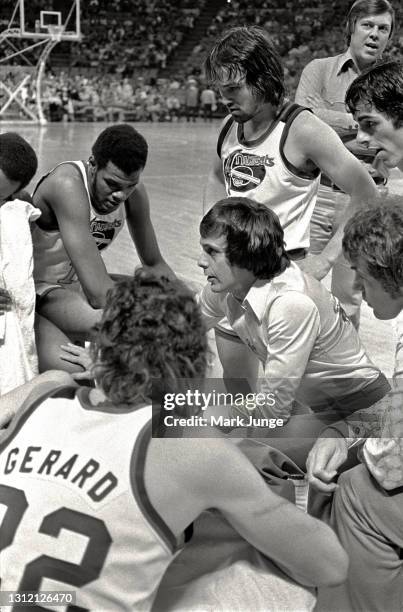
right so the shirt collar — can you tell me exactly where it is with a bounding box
[231,262,303,323]
[337,49,359,75]
[241,279,273,324]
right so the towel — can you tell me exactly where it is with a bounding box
[0,199,41,394]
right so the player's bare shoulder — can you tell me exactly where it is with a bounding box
[289,108,325,142]
[34,162,90,229]
[286,109,338,170]
[282,109,324,171]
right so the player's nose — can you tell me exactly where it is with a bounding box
[356,127,370,148]
[111,190,125,203]
[198,252,208,269]
[220,93,232,106]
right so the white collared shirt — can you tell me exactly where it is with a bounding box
[199,262,380,420]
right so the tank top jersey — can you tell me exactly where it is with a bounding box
[0,385,185,611]
[32,161,125,286]
[218,103,321,251]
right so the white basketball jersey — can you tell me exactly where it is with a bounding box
[0,386,183,611]
[218,104,321,250]
[32,161,125,286]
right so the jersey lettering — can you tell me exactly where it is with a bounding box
[0,486,112,611]
[3,446,118,503]
[90,218,123,252]
[223,150,275,192]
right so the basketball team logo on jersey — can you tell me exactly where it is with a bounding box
[224,150,275,192]
[91,218,123,251]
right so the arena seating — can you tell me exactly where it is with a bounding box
[1,0,402,122]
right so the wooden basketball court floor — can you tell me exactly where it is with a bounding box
[2,119,397,378]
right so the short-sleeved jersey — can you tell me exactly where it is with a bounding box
[0,386,183,611]
[32,161,125,287]
[218,104,321,251]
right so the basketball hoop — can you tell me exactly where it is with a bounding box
[47,24,64,42]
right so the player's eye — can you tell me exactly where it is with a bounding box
[105,180,120,191]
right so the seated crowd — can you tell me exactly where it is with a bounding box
[2,0,402,122]
[1,70,222,123]
[1,0,202,74]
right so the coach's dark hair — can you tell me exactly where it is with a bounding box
[345,60,403,128]
[200,197,289,280]
[90,271,207,405]
[342,196,403,297]
[204,26,285,107]
[345,0,395,45]
[0,132,37,190]
[92,124,148,174]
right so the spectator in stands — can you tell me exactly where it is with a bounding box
[200,85,217,121]
[184,78,199,122]
[166,87,181,121]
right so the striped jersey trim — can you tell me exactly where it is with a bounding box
[279,104,320,180]
[130,421,181,554]
[0,384,76,452]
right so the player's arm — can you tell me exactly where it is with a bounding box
[233,294,319,422]
[295,61,356,131]
[306,389,393,492]
[0,370,75,431]
[294,113,379,272]
[39,172,114,308]
[125,182,175,279]
[261,294,319,421]
[147,437,348,588]
[297,112,378,201]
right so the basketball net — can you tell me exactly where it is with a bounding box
[47,24,65,43]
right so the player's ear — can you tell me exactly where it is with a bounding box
[88,156,96,169]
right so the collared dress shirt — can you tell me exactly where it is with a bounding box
[199,262,380,422]
[295,49,359,132]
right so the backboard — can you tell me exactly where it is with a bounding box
[18,0,81,41]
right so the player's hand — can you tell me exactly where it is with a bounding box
[357,159,389,185]
[297,254,331,281]
[60,343,93,380]
[0,288,12,315]
[306,436,348,493]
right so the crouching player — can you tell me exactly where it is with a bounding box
[316,201,403,612]
[0,271,347,610]
[197,196,390,471]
